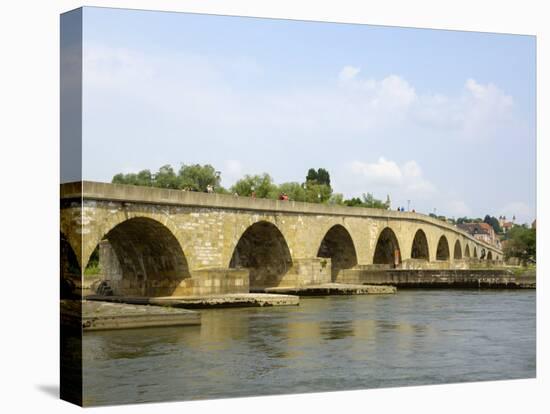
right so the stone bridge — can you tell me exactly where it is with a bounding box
[60,181,503,297]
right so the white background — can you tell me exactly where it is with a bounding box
[0,1,547,412]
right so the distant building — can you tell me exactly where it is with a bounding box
[458,222,500,247]
[498,215,515,234]
[501,221,514,233]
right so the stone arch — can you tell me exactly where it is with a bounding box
[90,217,191,297]
[410,229,429,260]
[61,232,81,299]
[317,224,358,282]
[373,227,401,267]
[81,206,189,271]
[436,235,450,261]
[473,246,478,258]
[453,239,463,260]
[487,251,493,261]
[61,232,80,276]
[464,244,471,258]
[229,221,293,290]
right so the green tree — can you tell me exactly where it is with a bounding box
[503,226,536,265]
[306,168,318,183]
[316,168,331,186]
[231,173,277,198]
[111,171,148,186]
[178,164,220,192]
[328,193,344,205]
[305,168,331,187]
[343,193,388,209]
[277,182,306,202]
[112,164,222,191]
[155,164,178,189]
[484,214,502,234]
[304,183,332,203]
[362,193,388,209]
[136,169,153,186]
[112,173,127,185]
[344,197,364,207]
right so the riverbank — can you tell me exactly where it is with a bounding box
[61,300,201,331]
[264,283,396,296]
[338,268,536,288]
[85,293,300,309]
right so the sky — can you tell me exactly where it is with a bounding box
[81,6,536,224]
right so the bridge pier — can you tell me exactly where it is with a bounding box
[97,240,335,295]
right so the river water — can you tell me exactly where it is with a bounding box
[82,290,536,406]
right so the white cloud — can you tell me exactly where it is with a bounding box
[351,158,402,186]
[413,78,515,139]
[378,75,417,108]
[83,47,519,145]
[349,158,435,196]
[338,65,360,82]
[461,78,515,139]
[337,69,417,114]
[82,46,531,221]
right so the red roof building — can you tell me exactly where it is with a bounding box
[458,222,499,247]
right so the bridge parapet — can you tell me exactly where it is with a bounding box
[62,181,501,255]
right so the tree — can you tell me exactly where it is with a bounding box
[112,163,222,191]
[484,215,502,234]
[503,226,536,265]
[304,183,332,203]
[305,168,331,187]
[317,168,331,187]
[178,164,220,192]
[136,169,153,186]
[328,193,344,205]
[344,197,364,207]
[155,164,178,189]
[277,182,306,202]
[362,193,389,209]
[343,193,388,209]
[112,170,152,186]
[230,173,277,198]
[112,173,127,185]
[306,168,318,183]
[465,217,480,223]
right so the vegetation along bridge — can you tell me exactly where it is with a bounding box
[60,181,503,297]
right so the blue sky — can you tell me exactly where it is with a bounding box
[81,6,536,223]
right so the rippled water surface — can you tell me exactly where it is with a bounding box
[82,290,536,406]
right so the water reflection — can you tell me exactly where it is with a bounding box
[83,290,536,406]
[320,320,355,340]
